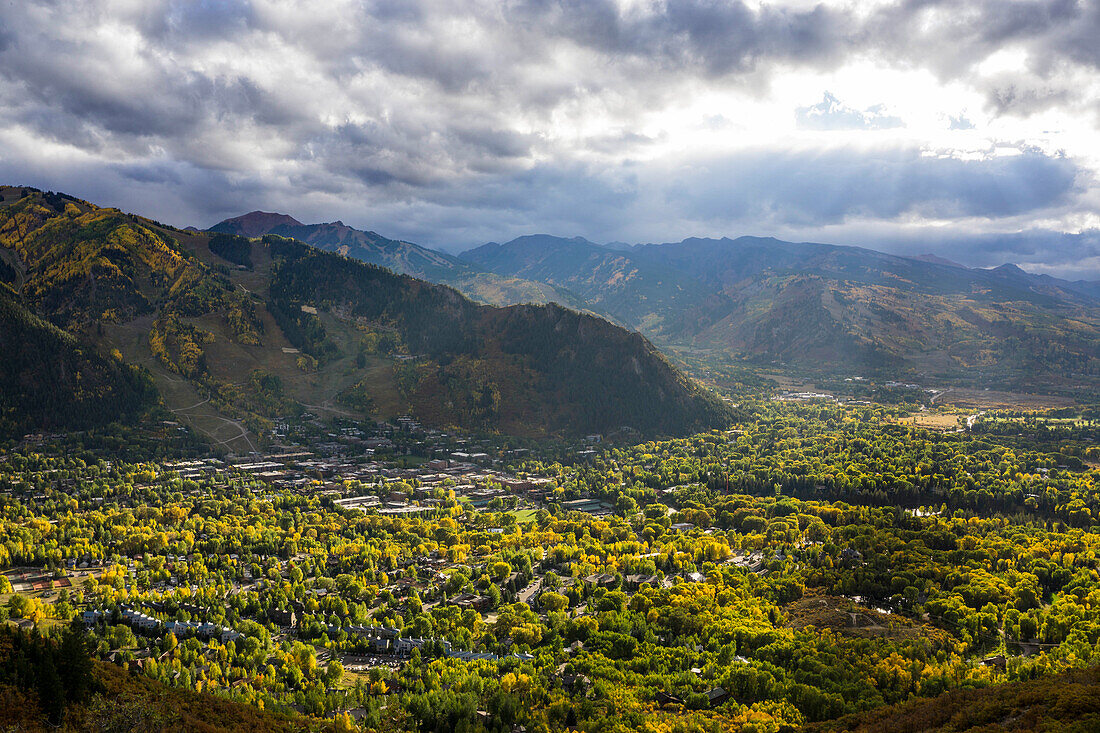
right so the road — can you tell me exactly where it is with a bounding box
[209,415,258,453]
[966,411,986,430]
[518,582,540,606]
[299,402,357,418]
[170,397,211,413]
[930,388,953,405]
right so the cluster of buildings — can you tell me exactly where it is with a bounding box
[198,448,561,517]
[82,607,243,643]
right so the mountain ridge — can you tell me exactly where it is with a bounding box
[0,186,732,445]
[463,232,1100,389]
[208,213,589,311]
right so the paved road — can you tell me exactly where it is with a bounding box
[518,582,540,605]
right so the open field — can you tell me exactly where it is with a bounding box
[784,592,953,645]
[894,412,966,430]
[509,509,538,523]
[757,372,819,392]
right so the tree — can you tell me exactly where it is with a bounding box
[59,617,94,704]
[36,652,65,725]
[326,659,345,685]
[540,592,568,612]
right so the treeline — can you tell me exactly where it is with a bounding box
[207,233,253,268]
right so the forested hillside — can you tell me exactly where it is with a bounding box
[0,186,730,444]
[809,665,1100,732]
[464,235,1100,390]
[0,624,319,732]
[267,238,731,435]
[465,235,718,335]
[0,283,156,437]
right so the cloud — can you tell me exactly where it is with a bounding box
[510,0,851,76]
[796,93,904,131]
[949,115,976,130]
[871,228,1100,281]
[0,0,1097,276]
[657,146,1079,227]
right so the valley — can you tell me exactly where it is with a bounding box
[462,235,1100,396]
[1,399,1099,731]
[1,188,1098,733]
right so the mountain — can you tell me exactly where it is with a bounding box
[463,234,1100,389]
[0,186,731,446]
[912,253,967,268]
[208,212,587,311]
[267,237,730,436]
[0,281,156,437]
[209,211,304,238]
[463,235,724,340]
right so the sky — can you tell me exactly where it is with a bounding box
[2,0,1100,279]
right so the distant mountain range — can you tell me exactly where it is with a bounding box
[209,212,588,311]
[464,235,1100,388]
[0,187,731,446]
[206,210,1100,390]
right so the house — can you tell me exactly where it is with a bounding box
[450,593,492,612]
[706,687,730,706]
[561,673,592,695]
[121,608,159,632]
[269,608,297,627]
[980,655,1007,670]
[450,650,499,662]
[583,573,617,589]
[840,547,864,567]
[624,574,659,590]
[656,690,684,707]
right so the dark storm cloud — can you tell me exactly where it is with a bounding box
[371,145,1080,252]
[871,229,1100,280]
[510,0,849,75]
[138,0,257,41]
[666,147,1080,226]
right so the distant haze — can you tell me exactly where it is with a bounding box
[1,1,1098,279]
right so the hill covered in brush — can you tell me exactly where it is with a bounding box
[0,186,731,445]
[808,664,1100,733]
